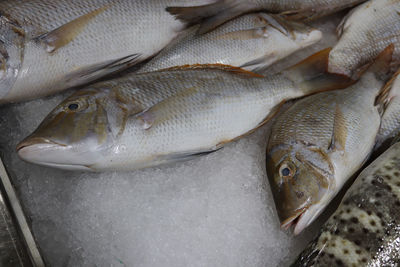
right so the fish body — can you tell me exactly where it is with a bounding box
[0,0,195,103]
[266,47,393,234]
[293,141,400,267]
[167,0,366,34]
[328,0,400,78]
[16,50,352,171]
[139,13,322,72]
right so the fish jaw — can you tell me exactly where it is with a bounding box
[292,201,328,235]
[17,138,96,171]
[280,195,333,235]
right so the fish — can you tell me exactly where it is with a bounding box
[375,70,400,151]
[328,0,400,79]
[139,13,322,73]
[266,45,394,235]
[166,0,366,34]
[0,0,198,103]
[292,139,400,267]
[16,49,352,172]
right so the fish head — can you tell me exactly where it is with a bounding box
[266,143,335,234]
[16,86,125,171]
[0,16,25,99]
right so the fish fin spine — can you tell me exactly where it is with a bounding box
[159,63,264,78]
[166,0,250,34]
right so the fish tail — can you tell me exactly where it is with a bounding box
[166,0,249,34]
[285,48,355,95]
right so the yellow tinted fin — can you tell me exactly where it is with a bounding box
[36,5,110,53]
[328,105,347,152]
[285,48,355,94]
[135,87,199,130]
[160,63,264,78]
[166,0,247,34]
[376,69,400,112]
[367,44,394,80]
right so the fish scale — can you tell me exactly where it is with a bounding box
[328,0,400,78]
[293,142,400,266]
[138,13,322,73]
[167,0,366,34]
[0,0,208,103]
[16,50,353,171]
[266,47,392,234]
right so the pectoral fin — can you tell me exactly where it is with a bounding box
[166,0,246,34]
[328,105,347,152]
[64,54,141,87]
[36,5,110,52]
[135,86,199,130]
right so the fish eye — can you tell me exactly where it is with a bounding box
[68,103,79,110]
[281,168,290,176]
[279,163,295,178]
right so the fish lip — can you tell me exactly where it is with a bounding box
[280,207,308,232]
[16,137,67,151]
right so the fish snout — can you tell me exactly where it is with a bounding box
[16,137,65,152]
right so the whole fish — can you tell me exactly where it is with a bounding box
[328,0,400,79]
[139,13,322,73]
[375,71,400,150]
[0,0,197,103]
[166,0,366,34]
[16,50,351,171]
[266,46,394,235]
[293,140,400,267]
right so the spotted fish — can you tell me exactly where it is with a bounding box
[166,0,366,34]
[16,50,352,171]
[292,139,400,266]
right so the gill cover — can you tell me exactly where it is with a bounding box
[0,14,24,100]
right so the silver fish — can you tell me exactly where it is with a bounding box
[0,0,197,103]
[166,0,366,34]
[16,50,351,171]
[292,140,400,267]
[328,0,400,79]
[266,46,394,235]
[139,13,322,73]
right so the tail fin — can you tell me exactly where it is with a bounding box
[284,48,355,95]
[166,0,247,34]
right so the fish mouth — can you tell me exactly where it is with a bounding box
[16,137,67,151]
[280,207,308,232]
[17,137,94,171]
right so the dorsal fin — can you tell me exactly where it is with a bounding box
[158,64,265,78]
[35,4,111,53]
